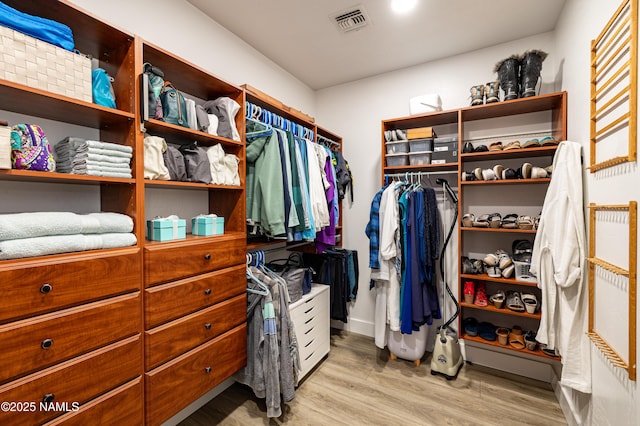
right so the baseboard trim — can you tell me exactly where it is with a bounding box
[331,317,375,337]
[161,377,235,426]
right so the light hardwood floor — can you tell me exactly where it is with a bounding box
[180,330,567,425]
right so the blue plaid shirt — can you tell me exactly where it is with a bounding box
[365,186,386,273]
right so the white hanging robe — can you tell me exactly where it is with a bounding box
[530,140,591,394]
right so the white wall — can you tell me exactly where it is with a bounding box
[316,32,556,337]
[71,0,315,116]
[554,0,639,425]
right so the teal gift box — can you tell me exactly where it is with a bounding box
[191,214,224,236]
[147,215,186,241]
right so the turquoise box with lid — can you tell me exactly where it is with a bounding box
[147,215,186,241]
[191,214,224,236]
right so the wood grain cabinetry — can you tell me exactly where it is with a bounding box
[381,92,567,362]
[0,0,143,423]
[140,41,247,425]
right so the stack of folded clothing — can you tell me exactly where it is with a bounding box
[0,211,137,260]
[55,138,133,178]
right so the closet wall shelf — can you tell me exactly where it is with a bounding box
[460,178,551,186]
[0,80,136,128]
[144,231,246,248]
[143,119,244,149]
[460,273,539,287]
[462,333,561,360]
[242,84,315,124]
[460,227,537,234]
[460,302,541,319]
[382,110,459,128]
[383,163,458,173]
[144,180,242,191]
[460,146,557,162]
[460,92,566,121]
[0,169,135,185]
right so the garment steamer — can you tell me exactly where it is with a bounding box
[430,178,464,380]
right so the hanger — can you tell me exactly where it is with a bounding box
[246,117,273,139]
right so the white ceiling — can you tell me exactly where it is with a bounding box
[187,0,567,90]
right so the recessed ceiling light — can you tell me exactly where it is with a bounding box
[391,0,417,14]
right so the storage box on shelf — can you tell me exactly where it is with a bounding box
[457,92,566,360]
[140,40,247,426]
[0,1,142,424]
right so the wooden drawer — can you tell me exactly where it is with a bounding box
[145,294,246,370]
[145,324,246,426]
[0,248,140,323]
[144,234,246,286]
[145,264,245,328]
[43,378,143,426]
[0,292,140,384]
[0,335,141,426]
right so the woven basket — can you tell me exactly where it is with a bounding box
[0,26,91,102]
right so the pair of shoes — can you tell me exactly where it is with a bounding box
[523,137,559,149]
[517,215,534,230]
[512,239,533,262]
[462,256,484,274]
[483,250,514,278]
[463,317,478,336]
[489,141,503,151]
[384,129,407,141]
[464,280,489,306]
[470,81,500,105]
[501,213,518,229]
[496,327,510,345]
[503,140,521,150]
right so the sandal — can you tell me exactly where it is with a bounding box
[509,327,525,350]
[501,264,515,278]
[541,344,560,357]
[540,136,559,146]
[503,140,521,150]
[486,266,501,278]
[463,317,478,336]
[522,138,540,148]
[473,214,490,228]
[489,141,503,151]
[483,252,499,266]
[490,290,506,309]
[517,215,534,230]
[488,213,502,228]
[496,250,512,269]
[512,239,533,262]
[501,213,518,229]
[506,291,525,312]
[462,213,475,228]
[463,280,475,304]
[531,166,548,179]
[521,293,538,314]
[474,282,488,307]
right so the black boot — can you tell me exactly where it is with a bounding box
[520,49,547,98]
[494,55,520,101]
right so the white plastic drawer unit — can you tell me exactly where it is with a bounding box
[288,284,330,379]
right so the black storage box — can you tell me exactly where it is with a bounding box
[431,136,458,164]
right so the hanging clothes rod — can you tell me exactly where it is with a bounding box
[384,170,458,178]
[246,101,315,140]
[317,134,341,148]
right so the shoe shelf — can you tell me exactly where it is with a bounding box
[461,333,561,360]
[460,227,537,234]
[460,302,541,319]
[460,146,558,162]
[460,178,551,186]
[459,92,566,121]
[460,273,539,288]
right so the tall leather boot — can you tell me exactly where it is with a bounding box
[494,55,520,101]
[520,49,547,98]
[470,84,485,106]
[485,81,500,103]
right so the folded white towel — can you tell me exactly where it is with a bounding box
[75,146,133,159]
[85,140,133,154]
[74,160,131,170]
[0,233,137,260]
[0,212,134,241]
[72,164,132,175]
[72,169,133,178]
[73,152,131,165]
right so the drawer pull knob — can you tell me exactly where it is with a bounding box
[42,393,55,403]
[204,253,211,260]
[204,289,212,295]
[204,323,212,330]
[204,366,212,374]
[40,283,53,294]
[41,339,54,349]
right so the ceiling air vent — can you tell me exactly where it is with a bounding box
[332,6,369,33]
